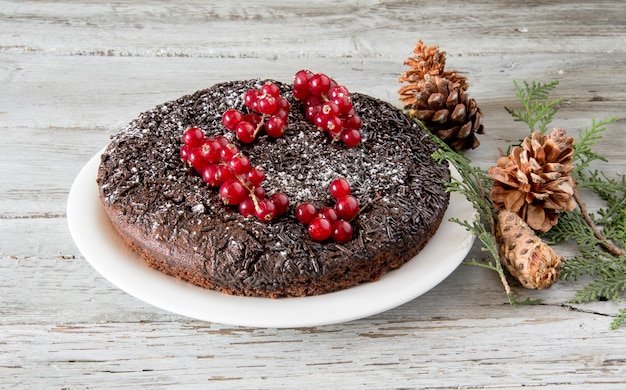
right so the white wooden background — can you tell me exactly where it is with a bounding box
[2,1,626,388]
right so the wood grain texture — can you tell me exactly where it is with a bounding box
[1,0,626,388]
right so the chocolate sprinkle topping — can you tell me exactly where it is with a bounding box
[97,79,450,298]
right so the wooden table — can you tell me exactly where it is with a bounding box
[2,1,625,388]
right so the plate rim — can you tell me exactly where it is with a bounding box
[67,149,475,328]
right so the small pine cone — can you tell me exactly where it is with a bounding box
[497,209,563,289]
[398,40,468,91]
[399,74,484,150]
[489,128,576,232]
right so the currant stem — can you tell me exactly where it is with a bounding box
[573,183,626,258]
[254,114,268,138]
[350,192,382,223]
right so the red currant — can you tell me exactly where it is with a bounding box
[238,196,256,218]
[201,164,222,186]
[261,82,281,98]
[180,144,192,162]
[309,73,332,97]
[265,116,286,138]
[331,220,353,243]
[253,185,265,200]
[227,153,251,175]
[329,178,351,199]
[244,89,259,111]
[246,167,265,187]
[235,121,256,144]
[255,198,276,222]
[220,143,239,161]
[335,195,359,220]
[199,139,221,163]
[222,109,244,131]
[216,163,234,182]
[187,148,207,171]
[243,113,262,127]
[214,135,231,147]
[293,69,313,100]
[319,206,338,223]
[341,128,362,147]
[182,127,205,147]
[268,192,289,216]
[295,202,318,225]
[308,217,332,241]
[257,95,278,115]
[219,180,247,205]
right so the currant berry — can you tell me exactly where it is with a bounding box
[257,95,278,115]
[308,73,332,97]
[214,135,231,147]
[216,163,234,183]
[321,101,340,117]
[187,148,207,171]
[295,202,318,225]
[182,127,205,147]
[246,167,265,187]
[344,114,362,129]
[242,113,262,127]
[261,82,281,98]
[319,206,338,223]
[219,143,239,161]
[326,117,344,138]
[308,217,332,241]
[199,139,221,163]
[219,180,247,205]
[235,121,257,144]
[329,178,351,199]
[341,128,362,147]
[331,220,353,243]
[265,116,286,138]
[201,164,222,186]
[335,194,359,220]
[180,144,192,162]
[268,192,289,216]
[276,96,291,111]
[227,153,251,175]
[253,185,265,200]
[222,109,244,131]
[238,196,256,218]
[293,69,313,100]
[244,89,259,111]
[255,198,276,222]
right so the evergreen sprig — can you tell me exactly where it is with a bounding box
[505,80,563,134]
[430,131,521,305]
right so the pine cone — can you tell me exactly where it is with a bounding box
[497,209,563,289]
[398,40,468,91]
[399,74,484,150]
[489,128,576,232]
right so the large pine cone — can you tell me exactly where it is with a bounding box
[489,128,576,232]
[399,74,484,150]
[497,210,563,289]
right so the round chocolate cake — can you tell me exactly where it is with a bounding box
[97,79,450,298]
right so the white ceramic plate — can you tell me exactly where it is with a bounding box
[68,149,475,328]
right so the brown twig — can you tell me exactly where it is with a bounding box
[573,184,626,258]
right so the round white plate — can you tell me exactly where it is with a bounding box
[67,149,475,328]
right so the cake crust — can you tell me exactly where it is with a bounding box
[97,79,450,298]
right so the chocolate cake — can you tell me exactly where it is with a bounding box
[97,79,450,298]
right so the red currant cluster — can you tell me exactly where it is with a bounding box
[294,178,360,242]
[180,126,289,223]
[221,82,290,143]
[292,70,362,147]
